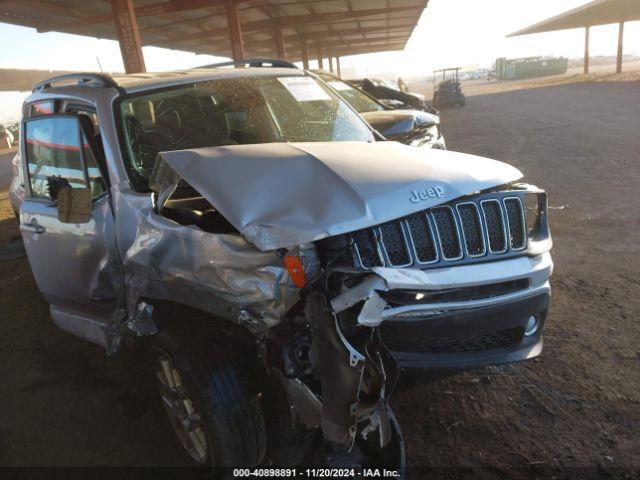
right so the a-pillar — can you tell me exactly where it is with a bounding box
[317,46,324,69]
[616,22,624,74]
[110,0,146,73]
[336,56,341,77]
[328,56,334,73]
[225,3,245,61]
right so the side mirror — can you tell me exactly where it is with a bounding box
[57,187,92,224]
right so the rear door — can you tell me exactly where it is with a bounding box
[19,114,120,317]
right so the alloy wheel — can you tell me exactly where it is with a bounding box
[155,353,210,464]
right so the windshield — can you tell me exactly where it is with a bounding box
[316,73,384,114]
[119,74,374,190]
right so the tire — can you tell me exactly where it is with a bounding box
[149,329,266,468]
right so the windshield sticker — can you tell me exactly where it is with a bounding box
[327,80,352,91]
[278,77,331,102]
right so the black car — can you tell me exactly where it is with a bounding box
[315,71,446,149]
[349,77,433,112]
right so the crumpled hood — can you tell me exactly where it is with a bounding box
[361,109,439,136]
[153,141,522,251]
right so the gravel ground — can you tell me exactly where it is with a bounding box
[0,79,638,476]
[395,80,640,478]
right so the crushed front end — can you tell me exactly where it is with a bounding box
[273,183,553,468]
[315,183,552,372]
[144,142,552,469]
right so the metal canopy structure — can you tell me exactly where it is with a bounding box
[508,0,640,74]
[1,0,429,73]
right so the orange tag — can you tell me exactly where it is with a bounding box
[284,256,306,288]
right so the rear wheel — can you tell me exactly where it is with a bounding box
[150,330,266,467]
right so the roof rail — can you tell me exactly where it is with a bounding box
[196,58,298,70]
[33,73,118,92]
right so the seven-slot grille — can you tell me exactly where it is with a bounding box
[350,195,527,269]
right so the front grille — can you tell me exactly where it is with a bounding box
[432,206,462,259]
[349,192,529,269]
[481,200,507,253]
[384,327,522,354]
[504,197,526,250]
[351,229,383,268]
[378,221,411,266]
[406,214,437,263]
[456,203,485,256]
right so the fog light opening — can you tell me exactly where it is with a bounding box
[525,315,539,336]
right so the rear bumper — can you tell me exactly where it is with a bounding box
[380,292,548,370]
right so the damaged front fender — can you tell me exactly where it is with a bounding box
[122,201,319,331]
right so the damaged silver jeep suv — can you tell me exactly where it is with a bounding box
[13,64,552,470]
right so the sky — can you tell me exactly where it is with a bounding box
[1,0,638,122]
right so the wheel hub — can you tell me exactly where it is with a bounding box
[155,354,209,464]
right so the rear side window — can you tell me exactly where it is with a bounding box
[25,117,87,199]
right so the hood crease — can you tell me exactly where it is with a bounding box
[153,141,522,251]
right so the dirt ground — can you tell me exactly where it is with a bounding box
[411,63,640,99]
[0,78,639,476]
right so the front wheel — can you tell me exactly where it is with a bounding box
[150,330,266,467]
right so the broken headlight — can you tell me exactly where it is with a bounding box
[524,192,544,237]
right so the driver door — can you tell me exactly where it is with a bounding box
[19,114,120,318]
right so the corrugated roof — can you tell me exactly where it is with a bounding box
[509,0,640,37]
[1,0,429,60]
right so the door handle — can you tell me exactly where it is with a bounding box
[21,218,46,235]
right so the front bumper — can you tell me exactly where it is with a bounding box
[331,252,553,372]
[380,292,548,370]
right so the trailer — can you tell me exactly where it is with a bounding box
[494,56,568,81]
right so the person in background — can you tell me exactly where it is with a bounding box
[397,77,407,92]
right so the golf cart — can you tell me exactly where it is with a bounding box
[432,68,466,108]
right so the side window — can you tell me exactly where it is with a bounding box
[25,117,87,199]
